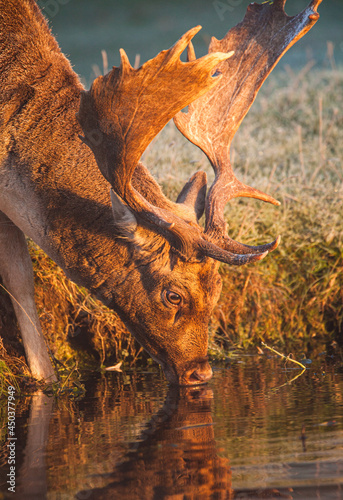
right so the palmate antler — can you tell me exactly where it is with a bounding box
[77,27,244,262]
[78,1,321,265]
[175,0,322,256]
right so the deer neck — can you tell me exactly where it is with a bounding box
[0,56,132,309]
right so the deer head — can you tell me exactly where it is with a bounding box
[77,1,321,385]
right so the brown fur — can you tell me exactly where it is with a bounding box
[0,0,221,384]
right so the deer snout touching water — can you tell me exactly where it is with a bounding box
[0,0,321,385]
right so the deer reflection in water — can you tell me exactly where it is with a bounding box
[15,391,53,499]
[12,366,342,499]
[79,386,233,499]
[15,384,232,499]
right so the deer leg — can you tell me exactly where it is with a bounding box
[0,210,56,381]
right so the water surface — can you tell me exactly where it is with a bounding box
[1,355,342,499]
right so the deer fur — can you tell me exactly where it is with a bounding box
[0,0,221,384]
[0,0,321,384]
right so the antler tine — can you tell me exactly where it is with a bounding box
[198,242,269,266]
[219,234,281,256]
[168,26,202,60]
[187,40,197,62]
[174,0,321,262]
[77,27,233,253]
[310,0,323,11]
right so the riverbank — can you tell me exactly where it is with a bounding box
[0,68,342,388]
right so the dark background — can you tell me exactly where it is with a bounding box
[38,0,343,86]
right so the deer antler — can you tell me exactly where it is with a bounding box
[78,2,321,266]
[174,0,322,258]
[77,27,233,245]
[77,27,267,264]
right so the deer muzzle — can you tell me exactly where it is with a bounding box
[163,357,213,386]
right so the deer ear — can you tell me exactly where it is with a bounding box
[176,171,207,221]
[110,189,137,236]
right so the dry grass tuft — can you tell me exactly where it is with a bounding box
[28,241,140,369]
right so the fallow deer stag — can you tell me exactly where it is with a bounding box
[0,0,321,385]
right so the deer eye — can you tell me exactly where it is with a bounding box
[165,290,182,306]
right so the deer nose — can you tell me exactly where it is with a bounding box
[187,363,213,385]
